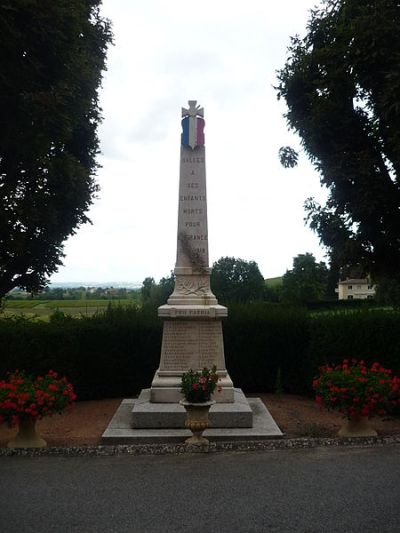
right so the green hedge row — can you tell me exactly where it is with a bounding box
[0,307,162,400]
[0,305,399,399]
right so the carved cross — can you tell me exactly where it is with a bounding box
[182,100,204,118]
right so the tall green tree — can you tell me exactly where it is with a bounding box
[211,257,265,304]
[276,0,400,281]
[0,1,112,299]
[141,273,175,308]
[141,277,155,302]
[281,253,329,304]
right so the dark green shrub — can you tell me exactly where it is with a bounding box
[308,310,400,380]
[1,305,399,400]
[0,307,161,400]
[224,303,310,394]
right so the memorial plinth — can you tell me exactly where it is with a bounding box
[131,100,251,428]
[102,101,284,442]
[149,101,235,404]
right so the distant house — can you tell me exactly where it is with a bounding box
[335,279,376,300]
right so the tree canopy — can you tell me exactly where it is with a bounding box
[0,1,112,299]
[141,273,175,308]
[211,256,265,303]
[276,0,400,281]
[281,253,329,304]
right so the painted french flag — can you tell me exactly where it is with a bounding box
[181,116,205,149]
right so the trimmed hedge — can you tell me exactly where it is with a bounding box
[224,303,310,394]
[309,310,400,377]
[0,305,399,399]
[0,307,162,400]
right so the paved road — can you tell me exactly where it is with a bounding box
[1,445,399,533]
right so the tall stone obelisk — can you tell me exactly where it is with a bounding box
[150,100,235,403]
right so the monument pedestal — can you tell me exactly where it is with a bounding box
[149,303,235,404]
[132,388,252,429]
[102,101,283,444]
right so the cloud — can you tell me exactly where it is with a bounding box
[52,0,327,283]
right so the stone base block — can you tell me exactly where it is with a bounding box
[150,373,234,403]
[132,388,252,428]
[102,396,283,444]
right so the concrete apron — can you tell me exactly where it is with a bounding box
[101,394,283,445]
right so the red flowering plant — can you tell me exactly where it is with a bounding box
[313,359,400,420]
[181,365,221,403]
[0,370,77,428]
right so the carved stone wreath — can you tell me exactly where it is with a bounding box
[176,277,210,296]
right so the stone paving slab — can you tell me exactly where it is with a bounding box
[132,388,253,428]
[101,397,283,444]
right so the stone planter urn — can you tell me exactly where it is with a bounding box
[337,415,377,438]
[180,399,215,445]
[7,417,47,448]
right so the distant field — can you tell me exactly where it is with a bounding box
[265,276,283,287]
[2,299,138,320]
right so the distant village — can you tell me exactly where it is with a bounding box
[6,286,141,301]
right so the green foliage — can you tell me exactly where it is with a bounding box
[0,369,76,427]
[278,146,298,168]
[1,304,400,400]
[141,273,175,308]
[263,284,282,303]
[313,359,400,419]
[308,310,400,384]
[375,278,400,309]
[0,1,113,298]
[180,366,219,403]
[141,277,155,301]
[223,303,310,393]
[0,306,162,400]
[281,253,329,304]
[265,276,283,287]
[211,257,265,304]
[276,0,400,280]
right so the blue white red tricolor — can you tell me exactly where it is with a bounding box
[181,100,205,149]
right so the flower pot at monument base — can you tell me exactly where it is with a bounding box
[180,400,215,445]
[0,369,76,448]
[337,415,377,438]
[7,416,47,448]
[313,359,400,439]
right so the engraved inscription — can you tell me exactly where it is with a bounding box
[180,195,206,201]
[161,322,198,370]
[181,157,205,163]
[160,321,223,371]
[183,208,203,215]
[199,322,223,368]
[185,234,207,241]
[185,222,200,227]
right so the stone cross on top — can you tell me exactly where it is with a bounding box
[182,100,204,118]
[181,100,205,149]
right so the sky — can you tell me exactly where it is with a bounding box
[50,0,328,285]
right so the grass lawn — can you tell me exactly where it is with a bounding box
[2,299,138,320]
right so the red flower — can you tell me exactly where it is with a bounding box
[192,383,199,391]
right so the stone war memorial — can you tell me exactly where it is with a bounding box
[103,101,282,443]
